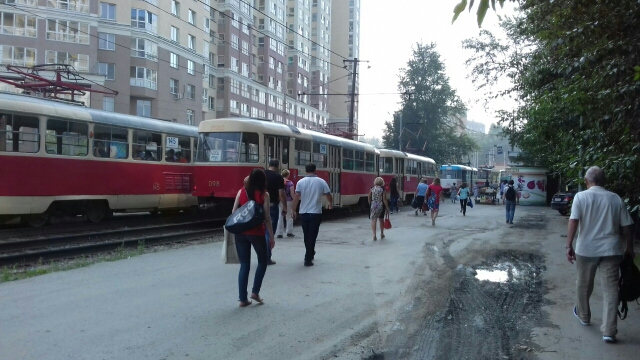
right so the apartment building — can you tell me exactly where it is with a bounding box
[328,0,359,134]
[0,0,214,125]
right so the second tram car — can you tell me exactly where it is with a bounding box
[378,149,437,203]
[439,164,476,194]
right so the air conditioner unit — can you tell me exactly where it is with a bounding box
[174,93,183,100]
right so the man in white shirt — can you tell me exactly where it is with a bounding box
[292,163,333,267]
[566,166,635,344]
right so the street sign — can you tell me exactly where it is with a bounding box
[496,146,503,154]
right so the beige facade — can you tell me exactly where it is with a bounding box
[328,0,359,132]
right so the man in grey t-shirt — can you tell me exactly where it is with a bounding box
[291,163,333,267]
[566,166,634,343]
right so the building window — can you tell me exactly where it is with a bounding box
[187,109,195,125]
[208,96,215,110]
[171,0,180,17]
[130,66,157,90]
[231,34,239,50]
[186,84,195,100]
[45,51,89,72]
[136,100,152,117]
[46,20,90,44]
[102,97,115,112]
[0,46,37,67]
[48,0,90,13]
[187,60,194,75]
[230,57,238,72]
[131,9,158,34]
[98,63,115,80]
[170,78,179,94]
[171,26,179,42]
[0,12,37,38]
[188,9,196,25]
[130,38,157,60]
[170,52,178,68]
[98,32,115,50]
[100,2,116,20]
[188,35,195,50]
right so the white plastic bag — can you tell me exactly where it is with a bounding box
[221,227,240,264]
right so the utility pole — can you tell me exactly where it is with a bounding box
[342,58,368,140]
[399,110,403,151]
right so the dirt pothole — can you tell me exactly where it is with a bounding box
[373,251,547,360]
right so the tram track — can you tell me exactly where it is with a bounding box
[0,220,223,267]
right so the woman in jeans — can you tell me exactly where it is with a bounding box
[389,177,400,213]
[231,169,275,307]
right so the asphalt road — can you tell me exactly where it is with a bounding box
[1,201,638,360]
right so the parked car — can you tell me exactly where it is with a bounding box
[551,192,575,215]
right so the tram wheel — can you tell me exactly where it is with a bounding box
[25,213,49,227]
[86,202,108,223]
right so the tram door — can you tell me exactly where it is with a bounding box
[328,145,341,206]
[265,136,289,168]
[396,158,405,192]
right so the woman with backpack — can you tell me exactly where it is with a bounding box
[502,179,517,224]
[457,182,470,216]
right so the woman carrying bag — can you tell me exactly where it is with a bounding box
[368,177,390,241]
[230,169,275,307]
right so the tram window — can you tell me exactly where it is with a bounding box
[365,153,375,172]
[0,113,40,153]
[132,130,162,161]
[240,132,259,163]
[342,149,354,170]
[379,157,393,173]
[45,119,88,156]
[196,132,241,162]
[295,140,311,165]
[282,138,289,165]
[93,125,128,159]
[165,135,191,163]
[312,143,327,168]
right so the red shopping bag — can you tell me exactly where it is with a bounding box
[383,213,392,229]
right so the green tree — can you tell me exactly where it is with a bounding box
[382,42,477,164]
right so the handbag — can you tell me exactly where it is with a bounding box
[411,197,418,209]
[221,228,240,264]
[397,198,403,208]
[225,190,265,234]
[467,198,474,208]
[383,212,392,229]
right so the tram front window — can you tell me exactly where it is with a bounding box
[197,132,240,162]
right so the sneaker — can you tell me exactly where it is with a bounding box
[286,233,295,237]
[506,220,509,223]
[603,336,617,343]
[276,235,283,238]
[509,221,514,224]
[267,260,276,265]
[573,306,590,326]
[415,209,418,215]
[304,260,314,267]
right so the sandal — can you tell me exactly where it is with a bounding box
[373,236,377,241]
[239,300,252,307]
[381,234,385,240]
[250,294,264,303]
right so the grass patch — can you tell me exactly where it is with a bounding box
[0,242,146,283]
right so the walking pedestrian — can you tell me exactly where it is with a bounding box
[457,182,470,216]
[389,177,401,213]
[291,163,333,267]
[414,178,429,216]
[276,169,295,238]
[565,166,634,343]
[450,183,457,203]
[426,177,443,226]
[368,177,390,241]
[502,180,516,224]
[231,169,275,307]
[264,159,287,265]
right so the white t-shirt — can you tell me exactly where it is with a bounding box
[570,186,634,257]
[295,175,330,214]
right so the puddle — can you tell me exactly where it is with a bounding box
[474,262,521,282]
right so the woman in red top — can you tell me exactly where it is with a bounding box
[231,169,275,307]
[426,177,443,226]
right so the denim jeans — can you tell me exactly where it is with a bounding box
[265,203,279,259]
[235,234,269,302]
[460,198,468,215]
[389,195,399,212]
[300,213,322,261]
[505,200,516,222]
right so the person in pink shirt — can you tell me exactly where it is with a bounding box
[426,177,443,226]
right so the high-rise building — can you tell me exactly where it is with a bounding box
[466,120,486,135]
[0,0,332,129]
[0,0,215,125]
[328,0,359,135]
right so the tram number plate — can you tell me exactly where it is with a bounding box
[209,181,220,187]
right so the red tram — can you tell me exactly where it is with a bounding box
[193,119,436,209]
[0,92,198,226]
